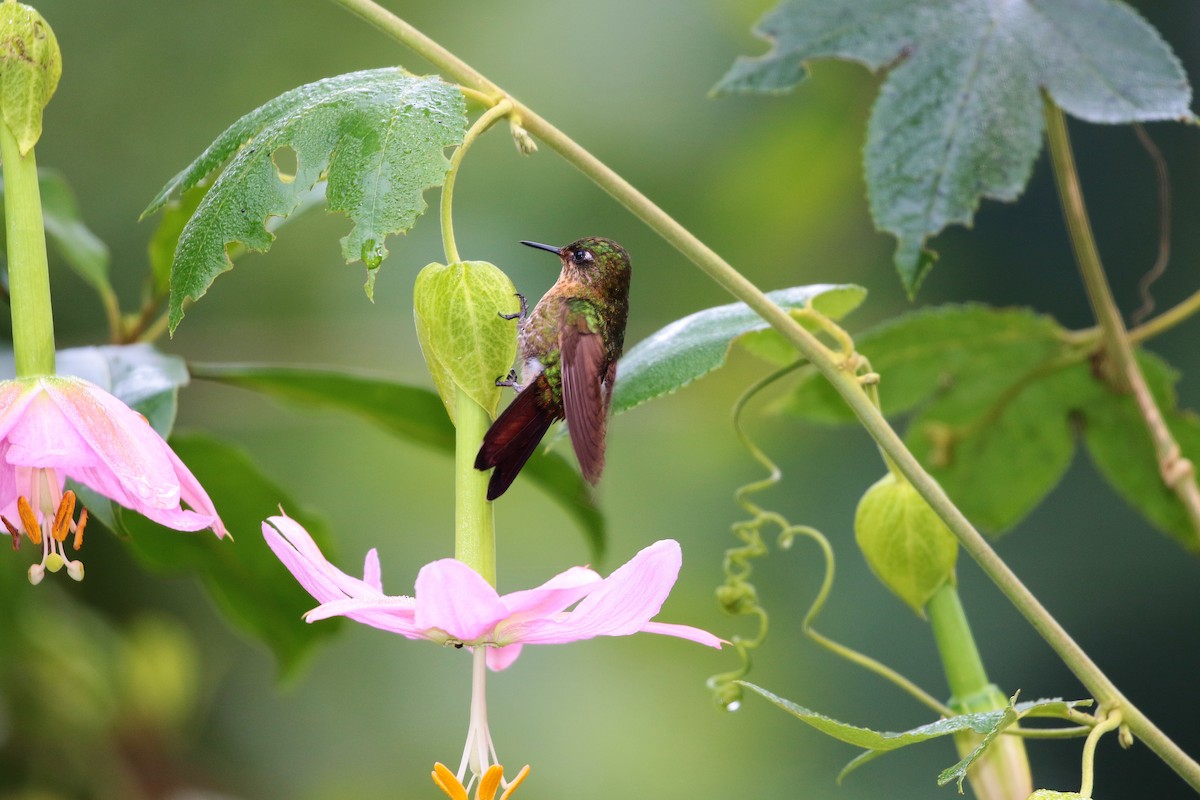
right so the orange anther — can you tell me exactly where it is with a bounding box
[52,490,76,543]
[17,497,41,545]
[74,508,88,551]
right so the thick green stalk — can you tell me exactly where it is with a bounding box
[928,584,990,701]
[455,386,496,586]
[0,122,55,376]
[929,583,1032,800]
[1043,99,1200,543]
[327,0,1200,788]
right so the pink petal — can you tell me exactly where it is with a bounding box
[504,540,683,645]
[639,621,724,649]
[413,558,508,642]
[263,515,386,603]
[305,596,424,638]
[44,378,182,506]
[486,643,523,671]
[29,377,225,536]
[363,548,382,591]
[499,565,602,619]
[163,445,226,536]
[0,381,40,445]
[4,390,98,468]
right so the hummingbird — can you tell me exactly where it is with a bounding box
[475,237,632,500]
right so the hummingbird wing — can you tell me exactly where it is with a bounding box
[560,299,612,484]
[475,384,558,501]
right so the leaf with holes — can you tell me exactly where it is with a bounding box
[716,0,1194,294]
[142,68,466,331]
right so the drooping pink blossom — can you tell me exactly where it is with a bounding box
[0,376,226,582]
[262,514,722,671]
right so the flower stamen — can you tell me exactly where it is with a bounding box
[17,496,42,545]
[9,476,88,584]
[52,490,75,543]
[2,516,20,551]
[74,507,88,551]
[431,762,530,800]
[499,765,530,800]
[432,762,469,800]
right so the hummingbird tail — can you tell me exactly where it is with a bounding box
[475,387,557,500]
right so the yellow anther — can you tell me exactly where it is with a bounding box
[74,507,88,551]
[17,496,41,545]
[431,762,528,800]
[477,765,503,800]
[432,763,468,800]
[499,765,530,800]
[52,490,76,543]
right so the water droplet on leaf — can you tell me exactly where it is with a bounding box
[361,239,384,269]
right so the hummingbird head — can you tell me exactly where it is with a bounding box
[520,237,631,285]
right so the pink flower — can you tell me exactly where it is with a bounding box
[0,376,226,583]
[262,514,722,671]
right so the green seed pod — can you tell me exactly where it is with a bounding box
[0,1,61,153]
[854,472,957,616]
[413,260,519,423]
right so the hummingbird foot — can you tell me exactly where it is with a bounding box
[498,293,528,321]
[495,370,523,391]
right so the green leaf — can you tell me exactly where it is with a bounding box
[119,435,341,679]
[1078,353,1200,550]
[413,261,520,422]
[0,170,112,300]
[36,170,111,296]
[716,0,1194,294]
[742,682,1088,780]
[784,305,1081,533]
[142,68,467,331]
[781,304,1200,546]
[147,181,328,300]
[1028,792,1089,800]
[188,363,606,559]
[938,704,1020,790]
[147,183,209,300]
[905,364,1082,533]
[854,472,957,615]
[612,284,866,415]
[783,304,1068,423]
[0,2,61,154]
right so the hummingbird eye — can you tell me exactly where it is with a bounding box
[572,249,594,265]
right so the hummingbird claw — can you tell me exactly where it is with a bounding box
[498,293,528,321]
[495,370,522,391]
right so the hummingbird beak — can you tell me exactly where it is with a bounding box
[520,240,562,255]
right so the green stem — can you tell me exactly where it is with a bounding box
[1044,98,1200,545]
[1129,287,1200,344]
[927,583,990,705]
[928,583,1032,800]
[1080,710,1123,797]
[327,0,1200,788]
[441,99,513,265]
[455,385,496,586]
[0,122,55,376]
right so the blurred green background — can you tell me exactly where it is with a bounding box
[2,0,1199,797]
